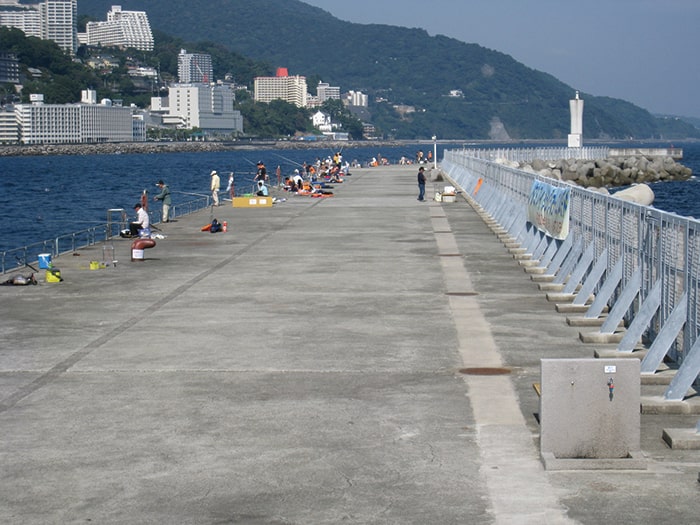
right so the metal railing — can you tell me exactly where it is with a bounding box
[442,148,700,400]
[459,146,610,163]
[1,196,211,275]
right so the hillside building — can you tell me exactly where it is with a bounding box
[345,90,368,108]
[316,82,340,102]
[177,49,213,84]
[0,52,20,84]
[254,68,307,108]
[0,0,77,54]
[307,81,341,108]
[81,5,154,51]
[311,111,332,132]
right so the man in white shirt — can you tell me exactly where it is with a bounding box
[211,170,221,206]
[129,203,150,236]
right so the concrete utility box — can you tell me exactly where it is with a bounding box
[540,358,645,470]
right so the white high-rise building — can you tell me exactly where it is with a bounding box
[254,68,307,108]
[40,0,76,54]
[83,5,154,51]
[177,49,213,84]
[0,0,76,54]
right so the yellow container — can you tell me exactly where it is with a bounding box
[232,196,273,208]
[45,268,62,283]
[89,260,99,270]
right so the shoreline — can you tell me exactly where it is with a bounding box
[0,140,405,157]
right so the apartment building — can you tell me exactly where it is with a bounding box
[0,0,76,54]
[177,49,213,84]
[40,0,76,54]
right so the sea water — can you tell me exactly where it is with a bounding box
[0,142,698,253]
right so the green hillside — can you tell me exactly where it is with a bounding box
[67,1,700,140]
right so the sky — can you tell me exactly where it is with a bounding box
[303,0,700,119]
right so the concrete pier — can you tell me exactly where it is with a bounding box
[0,165,698,524]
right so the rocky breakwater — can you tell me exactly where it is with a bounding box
[0,141,236,157]
[497,154,692,188]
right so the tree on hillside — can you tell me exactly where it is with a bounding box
[320,99,363,140]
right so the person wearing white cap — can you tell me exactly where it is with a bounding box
[210,170,220,206]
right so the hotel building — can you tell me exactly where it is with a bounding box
[6,92,145,144]
[82,5,154,51]
[254,68,307,108]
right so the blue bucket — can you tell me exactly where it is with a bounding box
[38,253,52,269]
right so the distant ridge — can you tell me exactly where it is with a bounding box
[78,0,700,140]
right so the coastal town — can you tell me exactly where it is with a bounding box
[0,1,373,145]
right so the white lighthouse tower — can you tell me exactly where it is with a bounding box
[568,91,584,148]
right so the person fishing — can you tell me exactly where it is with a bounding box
[254,161,268,183]
[225,172,235,199]
[129,203,150,236]
[210,170,221,206]
[153,180,172,222]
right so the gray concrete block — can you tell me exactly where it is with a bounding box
[540,358,644,470]
[662,428,700,449]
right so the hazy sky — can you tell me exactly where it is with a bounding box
[303,0,700,118]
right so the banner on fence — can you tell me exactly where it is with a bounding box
[527,180,571,240]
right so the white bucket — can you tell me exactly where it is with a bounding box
[38,253,52,269]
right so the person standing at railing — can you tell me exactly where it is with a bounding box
[153,180,172,222]
[210,170,220,206]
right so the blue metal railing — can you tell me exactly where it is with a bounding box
[443,148,699,401]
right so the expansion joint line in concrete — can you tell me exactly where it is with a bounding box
[430,203,576,524]
[0,200,326,415]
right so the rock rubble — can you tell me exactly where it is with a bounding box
[497,155,692,188]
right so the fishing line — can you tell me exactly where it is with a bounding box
[271,152,304,168]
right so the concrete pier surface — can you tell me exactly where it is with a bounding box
[0,165,698,524]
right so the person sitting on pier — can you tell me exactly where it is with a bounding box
[255,180,269,197]
[292,169,304,188]
[129,203,150,237]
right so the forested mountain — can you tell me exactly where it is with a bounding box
[72,0,696,140]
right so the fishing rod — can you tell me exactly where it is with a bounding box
[15,255,38,273]
[173,190,210,198]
